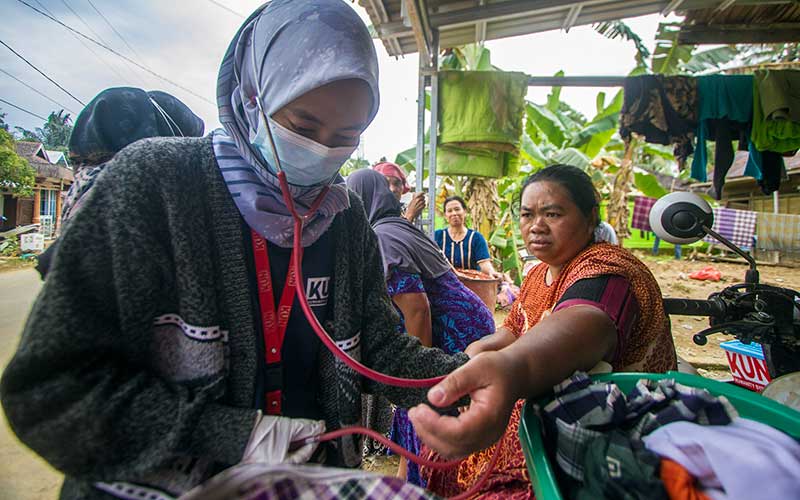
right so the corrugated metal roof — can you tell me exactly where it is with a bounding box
[360,0,730,57]
[676,1,800,44]
[682,2,800,25]
[361,0,799,57]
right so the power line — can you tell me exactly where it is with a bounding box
[16,0,215,107]
[85,0,149,67]
[62,0,112,46]
[0,97,47,121]
[0,68,76,114]
[0,39,86,106]
[206,0,245,17]
[32,0,134,86]
[60,0,148,86]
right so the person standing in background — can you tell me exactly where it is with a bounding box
[373,161,426,223]
[347,169,494,487]
[435,195,503,279]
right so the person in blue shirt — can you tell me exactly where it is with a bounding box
[434,196,502,278]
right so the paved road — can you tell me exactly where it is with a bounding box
[0,269,61,500]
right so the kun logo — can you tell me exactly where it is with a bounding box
[306,277,330,307]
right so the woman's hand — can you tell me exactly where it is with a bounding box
[490,270,506,281]
[464,340,489,358]
[408,351,520,459]
[410,307,618,459]
[392,292,433,347]
[404,192,426,222]
[242,413,326,465]
[464,327,517,358]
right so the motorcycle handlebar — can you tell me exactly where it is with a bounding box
[663,298,726,317]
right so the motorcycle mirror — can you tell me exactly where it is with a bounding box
[649,192,714,245]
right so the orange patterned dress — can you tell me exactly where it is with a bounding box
[421,243,677,499]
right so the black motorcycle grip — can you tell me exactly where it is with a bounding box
[663,298,725,317]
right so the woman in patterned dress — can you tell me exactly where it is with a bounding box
[346,169,495,487]
[411,165,677,498]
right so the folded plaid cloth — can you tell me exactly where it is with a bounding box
[180,464,441,500]
[756,212,800,252]
[632,196,657,232]
[703,207,757,249]
[540,372,737,482]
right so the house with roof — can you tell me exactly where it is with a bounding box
[1,141,74,238]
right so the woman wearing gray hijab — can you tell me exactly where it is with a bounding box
[0,2,466,499]
[347,169,494,487]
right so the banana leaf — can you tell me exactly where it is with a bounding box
[526,102,567,149]
[633,171,668,199]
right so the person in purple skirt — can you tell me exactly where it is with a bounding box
[346,169,495,486]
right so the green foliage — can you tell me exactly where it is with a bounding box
[14,110,73,151]
[633,171,668,199]
[441,44,493,71]
[652,23,693,75]
[546,71,565,112]
[0,111,8,132]
[594,21,651,68]
[340,157,370,177]
[738,43,800,66]
[394,146,418,171]
[571,90,624,158]
[0,236,21,257]
[526,102,567,149]
[683,46,740,73]
[367,24,378,39]
[598,20,741,76]
[551,147,591,169]
[14,127,40,142]
[519,134,547,168]
[491,176,525,285]
[0,129,36,197]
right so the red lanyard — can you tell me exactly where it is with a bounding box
[251,229,298,415]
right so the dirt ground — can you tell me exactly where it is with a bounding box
[0,257,36,274]
[634,251,800,378]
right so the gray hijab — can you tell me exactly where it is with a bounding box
[347,169,452,280]
[215,0,380,247]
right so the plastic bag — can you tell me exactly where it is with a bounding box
[688,266,722,281]
[497,282,520,309]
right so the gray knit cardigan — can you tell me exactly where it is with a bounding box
[0,136,468,500]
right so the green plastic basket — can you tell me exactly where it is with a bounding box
[518,371,800,500]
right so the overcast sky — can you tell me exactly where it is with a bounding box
[2,0,674,162]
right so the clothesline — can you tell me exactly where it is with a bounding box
[632,195,800,253]
[525,76,626,87]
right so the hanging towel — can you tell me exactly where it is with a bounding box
[756,212,800,252]
[702,207,757,249]
[707,120,763,200]
[620,75,698,169]
[438,70,529,150]
[752,70,800,153]
[747,145,786,197]
[632,196,658,232]
[691,74,764,187]
[643,418,800,500]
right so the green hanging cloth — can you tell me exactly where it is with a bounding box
[434,144,520,178]
[751,69,800,153]
[437,70,529,149]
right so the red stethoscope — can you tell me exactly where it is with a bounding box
[257,108,503,500]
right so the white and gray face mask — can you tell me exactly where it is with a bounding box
[249,109,357,187]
